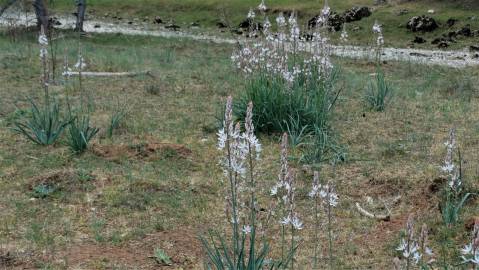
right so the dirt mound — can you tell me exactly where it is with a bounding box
[63,228,202,269]
[92,141,192,162]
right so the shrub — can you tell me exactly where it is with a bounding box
[365,68,393,112]
[13,97,70,145]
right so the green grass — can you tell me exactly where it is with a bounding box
[43,0,479,49]
[0,28,478,268]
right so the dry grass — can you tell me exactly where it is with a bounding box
[0,29,478,269]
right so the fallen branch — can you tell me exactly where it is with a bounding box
[355,195,401,221]
[63,70,154,78]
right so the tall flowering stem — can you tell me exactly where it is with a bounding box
[216,97,262,267]
[396,216,433,269]
[39,26,49,101]
[270,133,302,269]
[372,21,384,64]
[460,220,479,268]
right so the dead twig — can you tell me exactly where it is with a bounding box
[63,70,154,78]
[355,195,401,221]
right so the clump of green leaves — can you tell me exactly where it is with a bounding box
[153,248,172,266]
[365,68,393,112]
[67,114,99,153]
[13,97,70,145]
[107,108,127,138]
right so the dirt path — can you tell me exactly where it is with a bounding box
[1,11,479,68]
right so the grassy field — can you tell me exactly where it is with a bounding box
[0,25,478,269]
[42,0,479,49]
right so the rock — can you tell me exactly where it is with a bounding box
[165,23,180,31]
[374,0,387,5]
[431,37,446,44]
[327,12,344,31]
[239,18,252,29]
[470,45,479,52]
[216,22,227,28]
[49,17,62,26]
[446,18,458,27]
[308,12,344,31]
[343,6,371,22]
[127,21,133,25]
[407,15,439,32]
[191,22,200,27]
[94,24,101,28]
[153,16,163,24]
[231,29,243,35]
[413,36,426,44]
[437,41,449,48]
[468,16,477,21]
[427,9,435,14]
[457,25,472,37]
[239,19,263,31]
[397,9,409,16]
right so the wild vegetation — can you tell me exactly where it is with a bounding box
[0,0,478,269]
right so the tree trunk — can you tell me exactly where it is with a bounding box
[33,0,49,30]
[75,0,86,32]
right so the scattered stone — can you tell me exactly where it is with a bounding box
[238,19,263,31]
[154,16,163,24]
[216,21,227,28]
[191,22,200,27]
[470,45,479,52]
[327,12,344,31]
[437,41,449,48]
[407,15,439,32]
[308,12,344,31]
[127,21,133,25]
[165,24,180,31]
[396,9,409,16]
[432,37,446,45]
[468,16,477,21]
[104,13,109,17]
[231,29,243,35]
[446,18,458,27]
[49,17,62,26]
[94,24,101,28]
[343,6,371,22]
[374,0,387,5]
[457,25,472,37]
[413,36,426,44]
[239,18,252,29]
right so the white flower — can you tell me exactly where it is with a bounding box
[257,0,267,12]
[441,163,454,173]
[38,34,48,46]
[288,12,297,25]
[40,48,48,58]
[372,21,382,34]
[242,225,252,234]
[280,215,291,225]
[74,56,87,70]
[291,216,303,230]
[276,13,286,27]
[217,128,227,150]
[340,28,349,43]
[461,244,473,255]
[247,8,256,19]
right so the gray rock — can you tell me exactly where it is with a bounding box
[407,15,438,32]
